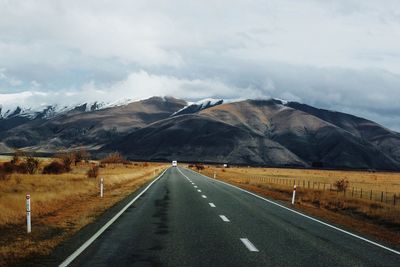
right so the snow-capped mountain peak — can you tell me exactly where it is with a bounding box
[0,100,134,120]
[171,98,223,117]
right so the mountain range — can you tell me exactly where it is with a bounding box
[1,96,399,170]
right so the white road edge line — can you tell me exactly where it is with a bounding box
[59,168,169,267]
[219,215,230,222]
[202,195,207,198]
[240,238,259,252]
[209,203,216,208]
[183,167,400,256]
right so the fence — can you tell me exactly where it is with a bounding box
[236,176,399,206]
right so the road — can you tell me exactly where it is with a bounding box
[60,167,400,266]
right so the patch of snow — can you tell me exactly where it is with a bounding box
[171,98,223,116]
[273,98,289,105]
[0,98,141,120]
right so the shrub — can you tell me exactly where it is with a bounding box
[100,152,125,164]
[58,153,74,172]
[0,155,39,174]
[73,149,90,165]
[25,156,39,174]
[43,161,67,174]
[2,162,16,173]
[87,165,99,178]
[11,150,23,164]
[15,162,29,173]
[195,164,205,171]
[335,179,349,192]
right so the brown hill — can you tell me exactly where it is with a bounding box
[0,97,186,151]
[1,97,399,170]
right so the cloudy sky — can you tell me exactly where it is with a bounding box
[1,0,400,130]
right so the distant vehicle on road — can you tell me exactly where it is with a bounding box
[172,160,177,167]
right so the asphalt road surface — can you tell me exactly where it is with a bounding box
[59,167,400,266]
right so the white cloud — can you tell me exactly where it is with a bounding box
[0,0,400,130]
[0,70,261,109]
[106,71,262,100]
[0,68,23,87]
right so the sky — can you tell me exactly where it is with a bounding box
[1,0,400,130]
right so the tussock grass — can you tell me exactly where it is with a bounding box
[206,166,400,192]
[0,159,167,266]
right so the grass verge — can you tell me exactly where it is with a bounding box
[0,161,167,266]
[195,165,400,247]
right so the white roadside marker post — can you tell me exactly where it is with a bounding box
[291,185,296,205]
[214,173,216,179]
[26,194,31,233]
[100,178,104,198]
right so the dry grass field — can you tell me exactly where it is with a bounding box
[0,156,168,266]
[204,166,400,192]
[196,165,400,246]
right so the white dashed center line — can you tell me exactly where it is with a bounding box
[194,186,198,188]
[219,215,230,222]
[197,189,202,192]
[201,195,207,199]
[240,238,259,252]
[209,203,216,208]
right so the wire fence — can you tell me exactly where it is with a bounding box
[233,175,399,206]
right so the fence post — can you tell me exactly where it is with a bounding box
[26,194,31,233]
[100,178,104,198]
[394,194,396,206]
[214,173,216,179]
[352,187,354,197]
[308,181,310,188]
[360,188,363,199]
[323,183,326,190]
[292,185,296,205]
[370,190,372,201]
[381,191,384,202]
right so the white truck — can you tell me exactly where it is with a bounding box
[172,160,178,167]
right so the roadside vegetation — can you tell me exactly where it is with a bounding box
[0,152,167,266]
[193,165,400,247]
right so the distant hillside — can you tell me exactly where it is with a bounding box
[1,97,400,170]
[0,97,187,151]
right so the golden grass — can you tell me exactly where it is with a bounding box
[0,160,168,266]
[206,166,400,192]
[197,165,400,246]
